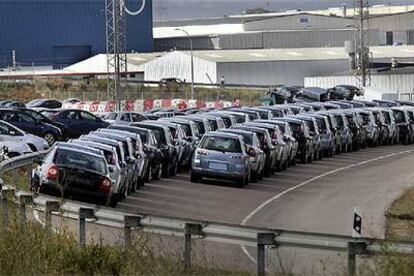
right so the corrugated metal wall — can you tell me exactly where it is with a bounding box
[141,51,217,83]
[304,74,414,93]
[0,0,153,68]
[244,14,353,32]
[155,29,380,51]
[216,59,350,86]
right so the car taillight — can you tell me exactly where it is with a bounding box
[197,149,208,156]
[99,178,112,193]
[46,165,59,181]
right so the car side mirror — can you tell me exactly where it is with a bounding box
[34,157,43,165]
[108,167,114,173]
[272,139,278,146]
[248,147,257,157]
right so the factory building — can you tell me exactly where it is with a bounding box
[0,0,153,68]
[154,6,414,51]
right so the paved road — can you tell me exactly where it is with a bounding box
[119,145,414,239]
[115,145,414,273]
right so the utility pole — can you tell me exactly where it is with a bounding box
[354,0,371,88]
[106,0,127,111]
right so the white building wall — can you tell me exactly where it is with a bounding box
[216,60,350,86]
[141,51,217,83]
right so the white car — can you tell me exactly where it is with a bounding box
[0,120,49,152]
[2,141,32,158]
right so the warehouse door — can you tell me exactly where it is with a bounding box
[386,32,394,45]
[408,30,414,45]
[53,45,92,68]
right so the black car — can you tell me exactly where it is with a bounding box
[27,99,62,109]
[0,108,62,145]
[132,122,178,178]
[19,108,68,140]
[52,109,110,139]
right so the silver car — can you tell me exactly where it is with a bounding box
[0,120,49,152]
[104,111,147,125]
[97,128,147,188]
[191,131,253,187]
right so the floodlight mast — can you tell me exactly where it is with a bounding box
[106,0,146,111]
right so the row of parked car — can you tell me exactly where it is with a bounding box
[2,97,413,207]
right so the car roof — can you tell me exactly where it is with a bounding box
[205,131,241,139]
[70,140,116,151]
[55,143,103,158]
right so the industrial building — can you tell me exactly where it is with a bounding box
[154,5,414,51]
[0,0,153,68]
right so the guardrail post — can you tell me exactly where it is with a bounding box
[18,194,33,228]
[78,208,95,246]
[123,215,141,247]
[347,241,368,276]
[183,223,203,270]
[257,233,276,276]
[1,188,15,227]
[45,201,60,231]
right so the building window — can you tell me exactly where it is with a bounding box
[299,17,310,23]
[130,74,136,78]
[386,32,394,45]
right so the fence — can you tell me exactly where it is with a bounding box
[1,152,414,276]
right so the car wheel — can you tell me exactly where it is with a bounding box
[44,133,55,145]
[251,170,258,183]
[108,194,118,208]
[162,161,170,178]
[190,171,200,183]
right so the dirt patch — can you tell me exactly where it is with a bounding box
[386,188,414,241]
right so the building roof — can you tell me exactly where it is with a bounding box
[177,46,414,63]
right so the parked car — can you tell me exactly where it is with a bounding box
[227,108,260,121]
[191,131,252,187]
[254,119,299,165]
[294,115,323,160]
[51,109,110,138]
[328,111,353,152]
[277,118,315,164]
[108,125,163,181]
[27,99,62,109]
[0,108,62,145]
[242,122,289,171]
[391,107,414,144]
[232,125,277,176]
[355,110,381,147]
[31,143,114,206]
[3,141,32,157]
[380,108,398,145]
[19,108,68,140]
[207,112,237,128]
[218,129,265,182]
[69,139,126,206]
[371,108,390,146]
[0,120,49,152]
[340,110,366,150]
[79,134,132,199]
[104,111,148,125]
[175,116,211,139]
[302,114,335,157]
[133,122,179,177]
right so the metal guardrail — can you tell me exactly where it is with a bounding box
[1,152,414,276]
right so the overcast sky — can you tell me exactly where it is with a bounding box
[153,0,412,21]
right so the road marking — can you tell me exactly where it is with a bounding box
[240,148,414,266]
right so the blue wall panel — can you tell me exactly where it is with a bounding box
[0,0,153,68]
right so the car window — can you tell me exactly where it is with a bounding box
[131,113,145,122]
[382,111,391,124]
[54,148,107,175]
[15,112,36,124]
[148,127,166,144]
[120,113,131,122]
[0,123,20,136]
[201,136,242,153]
[105,113,117,120]
[393,110,405,123]
[81,111,96,121]
[63,111,80,120]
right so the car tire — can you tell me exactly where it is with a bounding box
[190,171,200,183]
[108,194,118,208]
[44,133,56,145]
[145,166,152,183]
[251,170,258,183]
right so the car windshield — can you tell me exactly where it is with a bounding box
[53,148,107,175]
[303,120,315,132]
[201,136,242,153]
[150,127,166,144]
[315,118,327,130]
[232,114,245,123]
[208,119,218,131]
[334,115,344,127]
[382,111,391,124]
[393,110,405,123]
[289,123,302,137]
[105,113,118,120]
[360,113,371,125]
[271,110,283,117]
[180,124,192,137]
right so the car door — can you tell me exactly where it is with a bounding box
[80,111,102,133]
[57,110,83,138]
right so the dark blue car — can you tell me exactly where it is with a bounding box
[52,109,110,138]
[0,108,62,145]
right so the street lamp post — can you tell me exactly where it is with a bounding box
[175,28,194,99]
